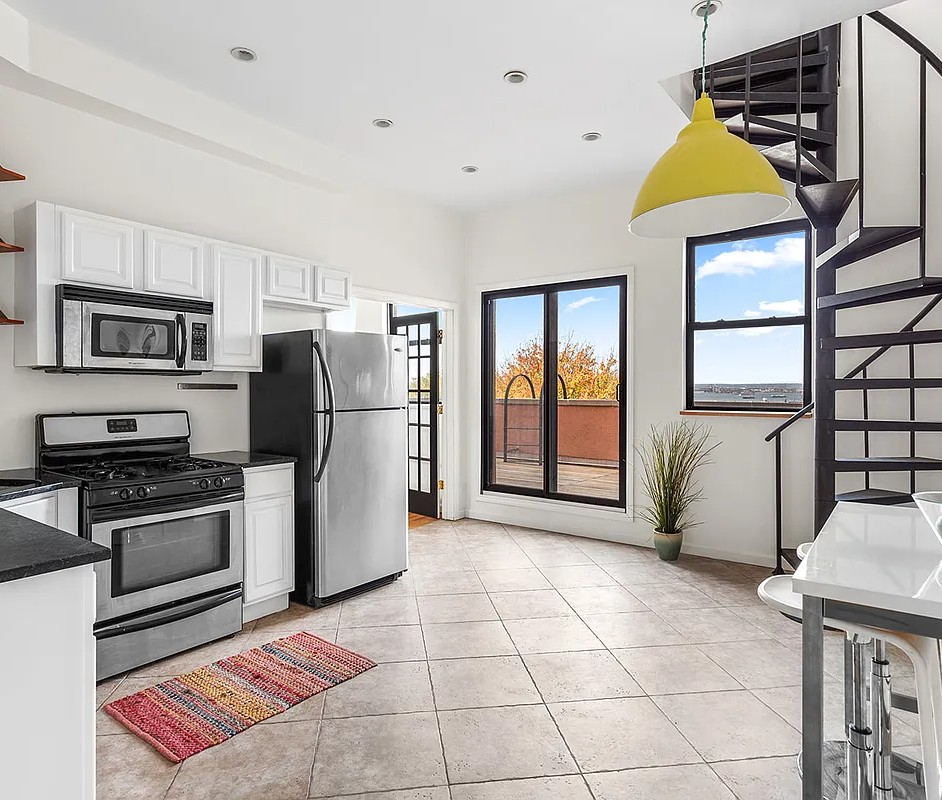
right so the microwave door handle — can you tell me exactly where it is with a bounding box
[175,314,188,369]
[313,341,336,483]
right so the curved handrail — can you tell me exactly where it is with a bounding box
[538,374,569,400]
[502,373,537,463]
[869,11,942,78]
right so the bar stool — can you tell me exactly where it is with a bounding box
[758,573,942,799]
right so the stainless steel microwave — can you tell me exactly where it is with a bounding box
[56,285,213,374]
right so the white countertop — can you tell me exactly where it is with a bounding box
[793,502,942,618]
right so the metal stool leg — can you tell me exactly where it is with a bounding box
[848,634,875,800]
[871,639,894,798]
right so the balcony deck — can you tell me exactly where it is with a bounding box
[492,459,620,500]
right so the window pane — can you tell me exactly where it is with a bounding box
[489,293,544,491]
[556,286,621,501]
[692,326,805,408]
[694,229,807,323]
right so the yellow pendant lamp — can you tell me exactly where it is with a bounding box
[629,3,790,238]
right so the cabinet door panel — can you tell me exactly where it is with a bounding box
[314,265,351,308]
[244,494,294,604]
[0,494,58,528]
[145,229,205,298]
[266,255,313,302]
[59,209,135,288]
[212,244,262,370]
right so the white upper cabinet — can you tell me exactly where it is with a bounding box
[212,243,262,371]
[58,208,136,289]
[144,227,206,298]
[314,264,352,308]
[265,254,313,304]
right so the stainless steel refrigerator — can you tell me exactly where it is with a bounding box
[249,329,409,606]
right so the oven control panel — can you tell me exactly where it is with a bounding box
[191,322,208,362]
[88,471,245,508]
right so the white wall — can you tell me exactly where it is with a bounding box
[464,179,814,566]
[0,83,464,468]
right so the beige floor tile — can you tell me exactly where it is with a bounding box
[751,684,847,741]
[539,564,618,588]
[698,639,804,689]
[628,583,719,611]
[97,676,176,736]
[247,627,338,650]
[548,697,701,772]
[96,734,179,800]
[613,645,741,695]
[521,545,594,567]
[417,593,497,623]
[523,650,643,702]
[335,624,427,662]
[696,578,766,606]
[254,601,342,633]
[412,570,485,595]
[654,690,800,761]
[323,661,433,718]
[438,705,577,783]
[601,561,683,586]
[411,551,474,570]
[489,589,575,620]
[339,595,420,628]
[450,775,593,800]
[469,551,535,570]
[557,585,647,615]
[316,790,450,800]
[711,756,802,800]
[587,764,736,800]
[727,603,804,639]
[429,656,541,709]
[478,568,551,592]
[422,621,516,659]
[572,538,654,564]
[310,713,445,796]
[652,607,770,644]
[503,616,603,654]
[96,678,122,710]
[167,719,319,800]
[582,611,686,649]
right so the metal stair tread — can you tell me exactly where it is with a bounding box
[816,226,924,271]
[828,377,942,390]
[821,328,942,350]
[829,418,942,431]
[818,276,942,310]
[829,456,942,472]
[834,489,915,505]
[796,180,860,230]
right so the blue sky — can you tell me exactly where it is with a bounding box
[493,286,620,367]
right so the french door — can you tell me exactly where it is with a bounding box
[481,276,627,508]
[390,310,440,517]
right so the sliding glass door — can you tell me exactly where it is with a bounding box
[482,276,627,508]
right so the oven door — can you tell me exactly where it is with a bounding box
[81,301,186,371]
[90,495,244,623]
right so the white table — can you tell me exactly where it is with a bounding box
[793,502,942,800]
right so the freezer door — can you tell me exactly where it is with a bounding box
[314,407,409,599]
[313,330,407,411]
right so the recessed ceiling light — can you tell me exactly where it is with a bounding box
[230,46,257,63]
[460,165,479,174]
[582,132,602,142]
[372,118,394,129]
[691,1,721,17]
[503,70,528,85]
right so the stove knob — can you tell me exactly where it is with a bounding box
[136,486,148,499]
[199,478,210,491]
[119,488,132,501]
[213,477,224,489]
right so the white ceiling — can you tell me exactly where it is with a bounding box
[3,0,898,209]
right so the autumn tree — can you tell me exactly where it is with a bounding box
[495,334,618,400]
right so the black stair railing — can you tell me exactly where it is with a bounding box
[501,373,569,465]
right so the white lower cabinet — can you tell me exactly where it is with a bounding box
[242,464,295,622]
[0,487,79,534]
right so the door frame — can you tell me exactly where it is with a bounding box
[351,286,460,521]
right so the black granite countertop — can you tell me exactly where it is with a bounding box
[0,468,83,503]
[196,451,297,469]
[0,509,109,585]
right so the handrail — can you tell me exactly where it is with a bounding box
[502,373,537,463]
[869,11,942,78]
[765,402,815,442]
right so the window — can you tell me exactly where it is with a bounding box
[482,276,627,508]
[686,220,812,412]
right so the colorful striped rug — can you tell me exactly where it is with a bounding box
[104,632,375,763]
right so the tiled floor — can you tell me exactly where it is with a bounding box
[95,518,919,799]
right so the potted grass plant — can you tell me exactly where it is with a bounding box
[636,421,718,561]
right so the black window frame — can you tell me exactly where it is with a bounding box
[685,219,813,413]
[481,275,628,509]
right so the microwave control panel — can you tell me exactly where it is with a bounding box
[191,322,208,362]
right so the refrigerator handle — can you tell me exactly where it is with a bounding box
[313,341,336,483]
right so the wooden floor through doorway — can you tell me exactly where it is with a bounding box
[408,513,436,529]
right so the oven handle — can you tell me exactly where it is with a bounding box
[175,313,188,369]
[89,490,245,524]
[94,586,243,640]
[313,340,336,483]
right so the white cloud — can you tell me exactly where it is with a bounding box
[697,236,804,280]
[565,296,601,312]
[757,299,803,315]
[743,310,762,318]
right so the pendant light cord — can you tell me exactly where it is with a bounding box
[700,3,712,96]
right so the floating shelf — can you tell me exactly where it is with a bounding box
[0,164,26,182]
[0,238,23,254]
[0,314,24,326]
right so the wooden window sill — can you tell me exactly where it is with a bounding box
[680,409,813,420]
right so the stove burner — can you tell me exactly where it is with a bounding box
[61,456,228,482]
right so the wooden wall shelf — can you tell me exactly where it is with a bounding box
[0,165,26,182]
[0,240,24,254]
[0,316,24,325]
